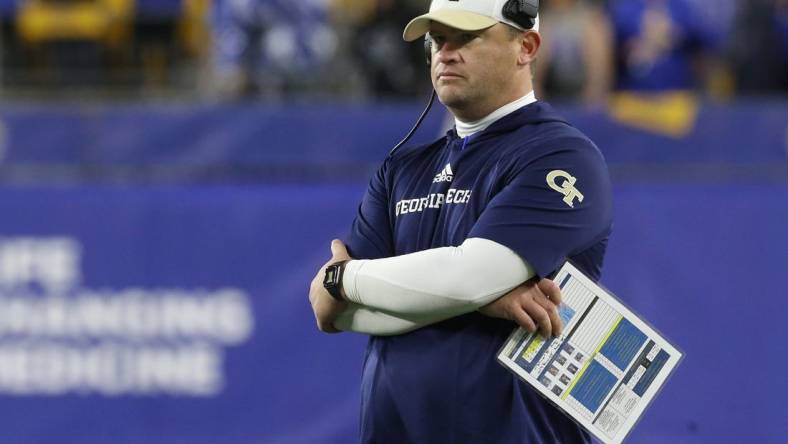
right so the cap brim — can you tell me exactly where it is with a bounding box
[402,10,498,41]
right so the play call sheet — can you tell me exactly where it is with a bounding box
[498,262,683,444]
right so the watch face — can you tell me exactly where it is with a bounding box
[323,262,345,301]
[324,266,338,286]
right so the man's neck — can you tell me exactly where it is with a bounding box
[454,91,537,139]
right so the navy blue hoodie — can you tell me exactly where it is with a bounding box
[347,101,613,443]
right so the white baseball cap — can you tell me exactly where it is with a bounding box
[402,0,540,42]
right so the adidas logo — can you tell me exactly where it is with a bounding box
[433,163,454,183]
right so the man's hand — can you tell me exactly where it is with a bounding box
[309,239,353,333]
[479,278,563,338]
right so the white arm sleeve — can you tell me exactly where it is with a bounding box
[334,304,421,336]
[337,238,534,334]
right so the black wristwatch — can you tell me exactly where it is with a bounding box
[323,260,349,301]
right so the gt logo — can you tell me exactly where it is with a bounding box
[546,170,584,208]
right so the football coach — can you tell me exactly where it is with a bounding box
[309,0,613,442]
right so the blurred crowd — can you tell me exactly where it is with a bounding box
[0,0,786,101]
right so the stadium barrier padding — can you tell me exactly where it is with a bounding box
[0,100,785,443]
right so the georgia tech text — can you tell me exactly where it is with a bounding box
[395,188,472,216]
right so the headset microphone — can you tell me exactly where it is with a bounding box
[425,35,433,67]
[390,34,436,156]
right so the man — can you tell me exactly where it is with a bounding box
[309,0,612,442]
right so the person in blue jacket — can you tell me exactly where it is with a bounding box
[309,1,613,442]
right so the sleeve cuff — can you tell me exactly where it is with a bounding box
[342,259,367,304]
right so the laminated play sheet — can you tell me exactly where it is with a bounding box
[498,262,683,444]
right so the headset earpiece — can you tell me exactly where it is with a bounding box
[502,0,539,30]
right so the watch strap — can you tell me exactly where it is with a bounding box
[323,260,349,301]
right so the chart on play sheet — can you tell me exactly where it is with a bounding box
[498,262,683,444]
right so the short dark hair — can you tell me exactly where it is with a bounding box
[505,23,525,39]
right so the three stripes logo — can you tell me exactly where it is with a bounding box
[433,163,454,183]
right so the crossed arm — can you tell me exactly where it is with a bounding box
[308,237,564,337]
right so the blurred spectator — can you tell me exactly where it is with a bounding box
[1,0,785,100]
[211,0,339,98]
[13,0,134,88]
[608,0,720,92]
[331,0,430,97]
[726,0,788,93]
[0,0,209,94]
[0,6,6,91]
[534,0,614,106]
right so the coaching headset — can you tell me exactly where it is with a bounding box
[424,0,540,67]
[392,0,540,154]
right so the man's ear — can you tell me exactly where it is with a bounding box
[518,31,541,66]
